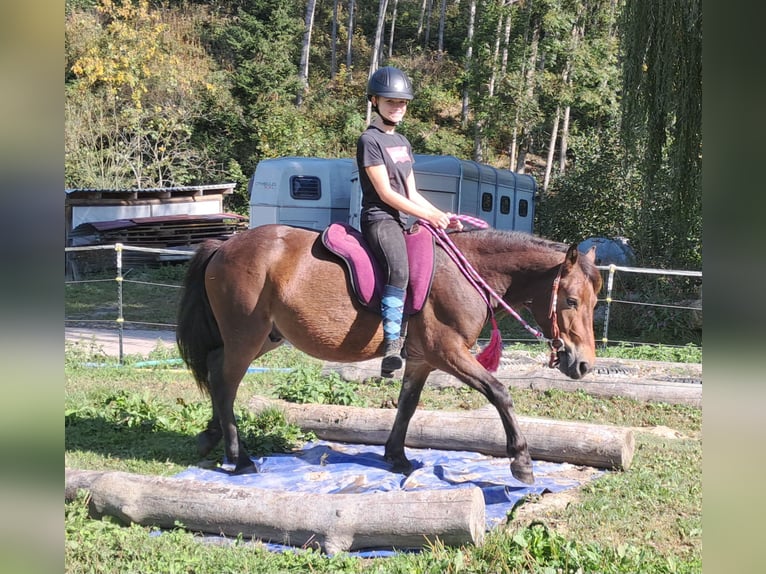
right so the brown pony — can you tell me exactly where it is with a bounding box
[176,224,602,484]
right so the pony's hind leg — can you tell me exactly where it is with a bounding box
[197,332,280,460]
[384,361,434,474]
[197,412,222,459]
[206,346,257,474]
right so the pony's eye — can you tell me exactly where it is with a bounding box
[566,297,578,309]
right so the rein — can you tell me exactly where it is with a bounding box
[419,215,564,369]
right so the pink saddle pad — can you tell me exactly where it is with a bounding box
[321,222,435,315]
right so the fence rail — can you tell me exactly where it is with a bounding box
[65,244,703,361]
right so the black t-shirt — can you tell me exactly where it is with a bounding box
[356,125,414,224]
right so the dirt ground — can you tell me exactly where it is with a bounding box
[65,326,177,357]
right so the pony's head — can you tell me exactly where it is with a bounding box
[527,244,602,379]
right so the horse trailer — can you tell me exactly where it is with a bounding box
[247,154,537,233]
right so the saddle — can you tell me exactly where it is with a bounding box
[321,222,435,315]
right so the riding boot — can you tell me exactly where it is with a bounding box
[381,285,405,376]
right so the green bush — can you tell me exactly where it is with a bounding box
[275,366,364,406]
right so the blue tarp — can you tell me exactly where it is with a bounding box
[174,440,601,556]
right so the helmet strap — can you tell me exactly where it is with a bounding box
[379,114,399,126]
[371,99,400,126]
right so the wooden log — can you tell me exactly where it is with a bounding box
[64,468,485,554]
[320,359,702,407]
[250,397,635,471]
[65,469,108,502]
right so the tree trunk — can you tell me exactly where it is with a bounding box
[437,0,447,57]
[346,0,355,77]
[320,359,701,407]
[249,397,636,470]
[65,469,485,554]
[461,0,477,127]
[543,106,560,192]
[558,24,580,174]
[424,0,433,48]
[509,126,518,170]
[366,0,389,125]
[296,0,317,107]
[331,0,339,79]
[558,104,571,174]
[515,11,541,173]
[387,0,399,59]
[418,0,428,40]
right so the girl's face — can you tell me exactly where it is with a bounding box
[375,97,409,123]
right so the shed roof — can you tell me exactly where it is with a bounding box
[65,183,236,201]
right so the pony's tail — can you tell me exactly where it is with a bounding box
[176,239,224,394]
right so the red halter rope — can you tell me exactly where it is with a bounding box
[419,215,564,370]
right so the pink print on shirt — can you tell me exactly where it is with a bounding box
[386,145,411,164]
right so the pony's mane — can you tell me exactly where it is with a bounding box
[455,228,602,285]
[457,227,568,253]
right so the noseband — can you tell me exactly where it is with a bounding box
[421,217,567,368]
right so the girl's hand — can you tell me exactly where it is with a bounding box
[426,210,452,229]
[446,213,463,231]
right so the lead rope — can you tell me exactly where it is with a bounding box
[419,215,563,369]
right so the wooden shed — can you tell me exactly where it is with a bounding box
[65,183,248,271]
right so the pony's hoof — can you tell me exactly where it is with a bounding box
[510,459,535,484]
[385,455,413,475]
[232,460,258,475]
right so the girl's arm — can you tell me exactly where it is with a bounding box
[366,165,451,229]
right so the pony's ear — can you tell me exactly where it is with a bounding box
[563,244,580,271]
[582,245,597,264]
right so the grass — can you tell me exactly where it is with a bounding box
[65,342,702,573]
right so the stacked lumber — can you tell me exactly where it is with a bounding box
[68,213,249,267]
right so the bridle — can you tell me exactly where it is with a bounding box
[420,216,566,368]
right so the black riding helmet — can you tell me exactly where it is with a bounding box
[366,66,414,101]
[367,66,414,126]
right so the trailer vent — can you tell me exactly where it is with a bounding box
[500,196,511,214]
[518,199,529,218]
[290,176,321,200]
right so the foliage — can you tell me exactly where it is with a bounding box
[274,365,364,406]
[536,120,642,245]
[598,343,702,364]
[620,0,702,269]
[64,0,701,273]
[65,0,227,187]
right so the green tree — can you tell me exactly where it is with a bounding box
[620,0,702,268]
[536,119,641,245]
[65,0,224,187]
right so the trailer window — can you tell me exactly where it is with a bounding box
[290,176,321,200]
[500,196,511,214]
[518,199,529,217]
[481,192,493,212]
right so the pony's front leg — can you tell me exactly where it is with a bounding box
[384,361,433,474]
[443,352,534,484]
